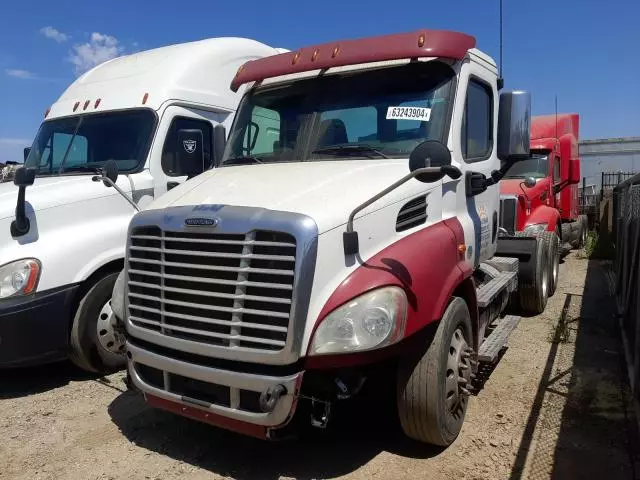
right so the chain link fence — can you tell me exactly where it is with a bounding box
[612,172,640,419]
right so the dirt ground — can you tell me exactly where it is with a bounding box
[1,252,638,480]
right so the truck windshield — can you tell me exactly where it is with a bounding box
[504,154,549,179]
[222,61,456,164]
[25,109,156,176]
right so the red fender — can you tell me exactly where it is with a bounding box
[525,205,561,234]
[306,219,473,368]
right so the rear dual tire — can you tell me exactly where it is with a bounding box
[515,231,555,314]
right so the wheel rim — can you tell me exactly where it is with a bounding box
[552,241,559,287]
[445,327,472,419]
[96,300,126,355]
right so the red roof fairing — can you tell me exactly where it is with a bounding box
[230,29,476,92]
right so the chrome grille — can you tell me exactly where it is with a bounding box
[126,226,296,352]
[499,197,518,235]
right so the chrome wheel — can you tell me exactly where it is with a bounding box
[552,239,560,289]
[541,262,549,300]
[96,300,126,354]
[445,327,472,419]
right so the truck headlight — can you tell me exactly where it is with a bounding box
[309,286,407,355]
[111,268,126,322]
[0,259,41,299]
[523,223,548,236]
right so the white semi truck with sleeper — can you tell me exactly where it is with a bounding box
[0,38,284,372]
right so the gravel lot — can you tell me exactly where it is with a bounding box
[0,252,637,480]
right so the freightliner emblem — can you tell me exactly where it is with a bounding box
[185,217,219,227]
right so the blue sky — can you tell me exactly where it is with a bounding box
[1,0,638,162]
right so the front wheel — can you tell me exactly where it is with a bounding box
[69,272,127,373]
[397,297,473,446]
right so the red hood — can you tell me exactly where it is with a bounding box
[500,178,549,199]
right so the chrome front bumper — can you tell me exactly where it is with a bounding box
[127,341,303,428]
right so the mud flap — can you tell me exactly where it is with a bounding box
[495,236,538,289]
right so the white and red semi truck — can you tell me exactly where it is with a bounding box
[111,29,543,446]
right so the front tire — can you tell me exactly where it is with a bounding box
[69,272,127,373]
[397,297,473,446]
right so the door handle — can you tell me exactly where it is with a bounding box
[167,181,179,191]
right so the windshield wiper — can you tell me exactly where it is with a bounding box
[222,156,264,165]
[57,116,84,174]
[312,144,388,159]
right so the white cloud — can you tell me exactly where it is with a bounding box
[68,32,124,75]
[0,138,31,145]
[40,26,69,43]
[4,68,37,80]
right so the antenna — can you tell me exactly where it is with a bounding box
[555,95,558,139]
[497,0,504,90]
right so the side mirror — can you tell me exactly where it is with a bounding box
[497,91,531,164]
[213,124,227,167]
[409,140,460,183]
[13,167,36,187]
[569,158,581,184]
[176,129,205,178]
[523,176,536,188]
[10,167,36,237]
[23,147,31,162]
[102,160,119,187]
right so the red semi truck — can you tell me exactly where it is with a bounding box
[499,114,585,311]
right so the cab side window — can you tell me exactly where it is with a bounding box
[461,79,493,162]
[162,117,212,177]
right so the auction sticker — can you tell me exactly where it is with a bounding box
[386,106,431,122]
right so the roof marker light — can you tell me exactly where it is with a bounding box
[332,46,340,58]
[44,107,51,118]
[292,52,300,65]
[73,101,80,112]
[94,98,101,109]
[311,49,319,62]
[83,100,90,110]
[418,34,425,47]
[142,92,149,104]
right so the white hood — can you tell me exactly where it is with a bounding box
[147,160,424,233]
[0,174,131,221]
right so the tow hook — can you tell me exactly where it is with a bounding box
[259,384,287,413]
[334,376,366,400]
[310,399,331,429]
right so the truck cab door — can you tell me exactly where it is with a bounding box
[148,106,223,198]
[448,68,501,270]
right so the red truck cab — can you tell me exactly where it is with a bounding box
[500,113,584,242]
[498,114,586,312]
